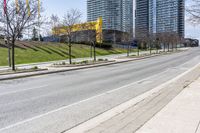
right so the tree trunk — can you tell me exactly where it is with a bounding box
[137,44,140,56]
[127,43,130,57]
[90,44,93,58]
[164,43,166,52]
[68,43,72,64]
[8,44,11,67]
[93,42,96,61]
[156,43,158,54]
[168,43,170,52]
[6,39,11,67]
[11,40,15,71]
[150,43,152,55]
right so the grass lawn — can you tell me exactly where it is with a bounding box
[0,41,128,66]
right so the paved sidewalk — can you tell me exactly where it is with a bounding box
[0,49,173,71]
[0,48,188,81]
[0,53,128,70]
[74,68,200,133]
[136,77,200,133]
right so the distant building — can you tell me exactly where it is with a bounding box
[43,36,60,42]
[52,17,103,44]
[87,0,133,33]
[135,0,149,39]
[136,0,185,39]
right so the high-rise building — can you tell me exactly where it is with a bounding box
[87,0,133,33]
[135,0,149,38]
[136,0,185,38]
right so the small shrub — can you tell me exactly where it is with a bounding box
[32,66,38,70]
[62,62,66,65]
[98,59,104,61]
[81,60,89,64]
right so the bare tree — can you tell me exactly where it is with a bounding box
[187,0,200,24]
[162,32,172,52]
[50,14,60,41]
[135,29,142,56]
[62,9,81,64]
[148,34,154,54]
[171,32,180,51]
[0,0,42,70]
[122,31,132,57]
[51,14,60,28]
[84,23,97,61]
[127,30,133,57]
[157,33,166,53]
[159,32,169,52]
[84,21,103,61]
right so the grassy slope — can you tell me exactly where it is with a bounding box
[0,41,127,66]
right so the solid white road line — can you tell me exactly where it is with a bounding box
[0,55,196,132]
[0,85,48,96]
[0,69,171,132]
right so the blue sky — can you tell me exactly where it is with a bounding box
[43,0,87,21]
[43,0,200,40]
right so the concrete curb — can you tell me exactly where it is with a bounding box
[65,62,200,133]
[0,54,160,81]
[0,69,48,76]
[0,50,186,81]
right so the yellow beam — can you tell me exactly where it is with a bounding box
[53,17,103,43]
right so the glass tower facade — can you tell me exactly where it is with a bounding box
[87,0,133,33]
[136,0,185,38]
[135,0,149,38]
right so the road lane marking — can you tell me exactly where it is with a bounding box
[0,56,198,132]
[0,69,172,132]
[0,85,48,96]
[195,120,200,133]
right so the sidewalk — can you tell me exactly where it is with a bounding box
[0,53,160,81]
[83,77,200,133]
[0,49,180,71]
[136,77,200,133]
[0,48,188,81]
[65,62,200,133]
[0,53,128,70]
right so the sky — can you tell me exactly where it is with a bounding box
[42,0,200,41]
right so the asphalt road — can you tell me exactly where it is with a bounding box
[0,48,200,133]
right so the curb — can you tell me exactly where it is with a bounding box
[65,62,200,133]
[0,69,48,76]
[0,54,159,81]
[0,50,186,81]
